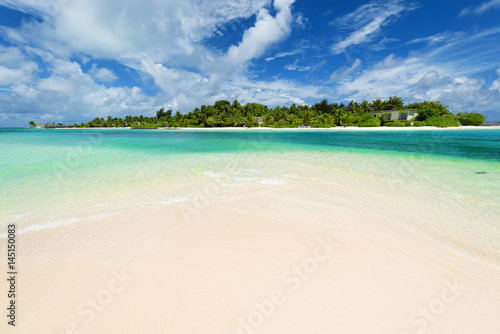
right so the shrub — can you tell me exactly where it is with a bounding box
[271,123,300,128]
[415,107,440,121]
[311,123,332,128]
[130,123,158,129]
[358,118,381,127]
[385,122,406,127]
[410,121,426,127]
[425,116,460,128]
[342,115,358,125]
[456,112,486,126]
[358,114,381,127]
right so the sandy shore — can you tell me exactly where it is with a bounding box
[1,181,499,333]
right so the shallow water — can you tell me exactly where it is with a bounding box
[1,128,499,264]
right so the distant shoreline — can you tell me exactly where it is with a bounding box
[42,125,500,131]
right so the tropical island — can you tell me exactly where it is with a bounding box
[32,96,487,129]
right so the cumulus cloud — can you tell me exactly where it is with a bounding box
[0,62,37,86]
[331,0,417,54]
[1,0,272,60]
[0,46,38,86]
[134,0,296,110]
[222,0,294,67]
[0,48,159,125]
[89,64,119,83]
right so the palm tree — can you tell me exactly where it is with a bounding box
[298,109,313,126]
[333,107,347,125]
[263,109,274,125]
[360,100,373,113]
[387,96,404,110]
[372,99,384,111]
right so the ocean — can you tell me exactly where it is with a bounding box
[1,128,499,265]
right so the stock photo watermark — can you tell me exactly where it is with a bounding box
[48,266,134,334]
[6,224,17,327]
[224,235,339,334]
[399,277,467,334]
[52,130,103,180]
[178,132,275,224]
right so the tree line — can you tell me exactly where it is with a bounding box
[72,96,486,128]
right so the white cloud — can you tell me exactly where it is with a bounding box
[333,52,500,119]
[265,50,300,61]
[459,0,500,16]
[0,53,159,125]
[329,26,500,120]
[0,46,25,65]
[89,64,118,82]
[330,59,362,82]
[1,0,272,61]
[406,32,466,45]
[331,0,417,55]
[140,60,210,110]
[294,12,307,28]
[222,0,294,67]
[37,76,74,93]
[0,62,38,86]
[0,46,38,86]
[284,59,311,71]
[369,36,398,51]
[82,86,156,115]
[491,68,500,91]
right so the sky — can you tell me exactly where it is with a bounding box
[0,0,500,126]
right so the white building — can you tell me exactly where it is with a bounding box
[371,109,418,122]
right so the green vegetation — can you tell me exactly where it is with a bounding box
[312,123,334,128]
[456,112,487,126]
[385,122,406,127]
[358,114,381,127]
[425,115,460,128]
[68,97,486,129]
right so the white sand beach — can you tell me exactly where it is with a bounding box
[2,178,500,334]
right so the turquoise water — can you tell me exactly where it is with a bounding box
[1,128,499,264]
[2,128,499,158]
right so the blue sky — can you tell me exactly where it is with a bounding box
[0,0,500,126]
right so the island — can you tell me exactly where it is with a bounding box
[31,96,487,129]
